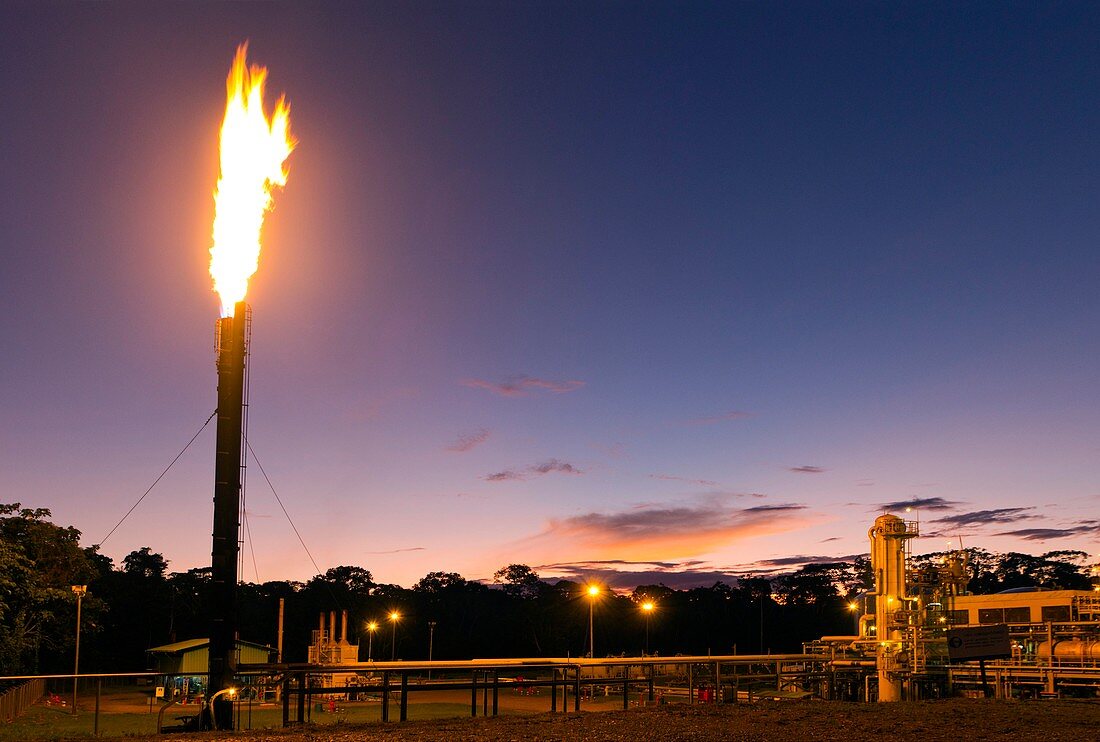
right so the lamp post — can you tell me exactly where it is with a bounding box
[848,601,860,634]
[640,601,655,655]
[71,585,87,715]
[389,611,400,661]
[586,585,600,658]
[365,621,378,661]
[428,621,436,680]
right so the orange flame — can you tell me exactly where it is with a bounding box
[209,43,295,316]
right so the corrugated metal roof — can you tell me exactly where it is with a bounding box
[147,638,276,655]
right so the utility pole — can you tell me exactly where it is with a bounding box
[277,598,285,663]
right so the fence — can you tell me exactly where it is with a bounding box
[0,655,826,737]
[0,678,45,722]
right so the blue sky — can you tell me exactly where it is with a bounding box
[1,2,1097,587]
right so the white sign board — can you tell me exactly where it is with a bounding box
[946,624,1011,661]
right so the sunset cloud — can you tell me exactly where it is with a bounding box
[683,410,753,425]
[446,428,491,452]
[739,553,863,570]
[789,465,826,474]
[995,523,1100,541]
[931,508,1036,527]
[462,375,584,397]
[485,459,583,482]
[649,473,720,487]
[536,559,742,590]
[541,502,810,560]
[485,469,524,482]
[876,496,961,512]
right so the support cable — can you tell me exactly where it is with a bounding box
[246,439,341,607]
[96,410,218,548]
[242,508,261,584]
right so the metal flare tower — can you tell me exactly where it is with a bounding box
[209,300,249,729]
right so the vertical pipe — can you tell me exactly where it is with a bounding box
[715,662,721,703]
[210,301,248,730]
[470,672,478,717]
[329,612,336,645]
[94,679,100,736]
[648,664,655,703]
[551,669,558,712]
[381,672,390,722]
[281,676,289,726]
[687,664,694,704]
[573,667,581,712]
[622,667,629,709]
[341,610,348,644]
[492,673,499,716]
[296,673,304,724]
[400,674,408,721]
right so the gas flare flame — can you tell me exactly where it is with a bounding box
[209,43,295,316]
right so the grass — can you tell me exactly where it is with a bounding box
[0,705,157,740]
[2,699,532,739]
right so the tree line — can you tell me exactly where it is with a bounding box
[1,503,1093,675]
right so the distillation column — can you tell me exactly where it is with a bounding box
[870,513,917,701]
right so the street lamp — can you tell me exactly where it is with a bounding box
[389,611,400,661]
[640,601,655,655]
[848,601,859,634]
[428,621,436,680]
[586,585,600,658]
[365,621,378,661]
[71,585,87,715]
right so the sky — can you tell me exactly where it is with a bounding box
[1,2,1098,590]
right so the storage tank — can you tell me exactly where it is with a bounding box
[1036,639,1100,660]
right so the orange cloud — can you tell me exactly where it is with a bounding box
[540,503,812,561]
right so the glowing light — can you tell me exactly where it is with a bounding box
[848,602,859,612]
[389,611,400,622]
[209,43,295,316]
[641,601,655,613]
[587,585,600,597]
[367,621,379,632]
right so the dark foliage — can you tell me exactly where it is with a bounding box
[1,505,1095,674]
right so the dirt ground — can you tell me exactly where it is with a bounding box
[92,699,1100,741]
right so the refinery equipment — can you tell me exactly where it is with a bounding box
[808,513,1100,701]
[308,611,363,689]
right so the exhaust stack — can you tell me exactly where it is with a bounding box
[209,300,249,729]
